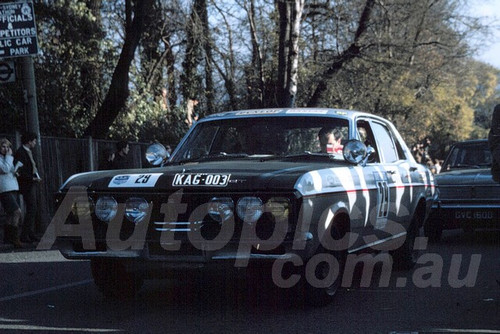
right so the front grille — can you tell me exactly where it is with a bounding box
[153,221,202,232]
[76,191,299,255]
[149,192,297,243]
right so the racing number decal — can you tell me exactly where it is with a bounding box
[135,174,152,184]
[108,173,162,188]
[373,172,390,229]
[376,180,389,219]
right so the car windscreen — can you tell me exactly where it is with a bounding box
[171,116,349,162]
[442,142,492,171]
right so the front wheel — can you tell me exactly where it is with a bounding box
[90,259,144,299]
[391,213,421,270]
[424,216,442,243]
[303,234,347,307]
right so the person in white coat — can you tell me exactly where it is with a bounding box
[0,138,23,248]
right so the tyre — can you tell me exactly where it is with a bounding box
[303,245,346,307]
[304,224,347,307]
[424,216,442,243]
[391,213,421,270]
[90,259,144,299]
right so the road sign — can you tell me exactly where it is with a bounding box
[0,59,15,82]
[0,1,38,58]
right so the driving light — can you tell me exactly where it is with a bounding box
[208,197,234,222]
[125,197,150,224]
[265,197,290,221]
[146,143,169,166]
[95,196,118,222]
[237,197,263,223]
[343,140,367,164]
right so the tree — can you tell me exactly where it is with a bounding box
[84,0,154,138]
[276,0,305,107]
[306,0,376,107]
[1,0,497,149]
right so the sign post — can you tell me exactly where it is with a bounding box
[0,1,44,231]
[0,1,39,58]
[0,1,40,138]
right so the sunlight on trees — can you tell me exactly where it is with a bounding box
[0,0,497,154]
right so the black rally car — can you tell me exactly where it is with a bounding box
[46,108,435,305]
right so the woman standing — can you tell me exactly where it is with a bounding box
[0,138,23,248]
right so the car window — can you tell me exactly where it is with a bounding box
[172,116,349,161]
[356,120,380,163]
[369,121,403,163]
[442,142,492,170]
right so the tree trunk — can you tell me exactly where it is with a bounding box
[84,0,154,138]
[199,0,215,115]
[286,0,305,107]
[276,0,291,107]
[80,0,103,120]
[276,0,305,108]
[247,0,265,107]
[307,0,375,107]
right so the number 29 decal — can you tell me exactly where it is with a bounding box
[109,173,162,188]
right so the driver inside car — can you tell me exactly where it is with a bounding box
[318,127,344,154]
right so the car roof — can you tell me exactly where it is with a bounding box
[451,139,488,146]
[202,108,381,122]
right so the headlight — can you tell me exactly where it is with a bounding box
[95,196,118,222]
[237,197,263,223]
[71,196,94,218]
[125,197,150,224]
[208,197,234,222]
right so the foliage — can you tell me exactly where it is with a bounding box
[0,0,498,149]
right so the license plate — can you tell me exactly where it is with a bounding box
[454,211,494,220]
[172,173,231,187]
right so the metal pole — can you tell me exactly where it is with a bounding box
[19,55,46,231]
[19,56,41,145]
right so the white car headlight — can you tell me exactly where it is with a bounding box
[125,197,150,224]
[95,196,118,222]
[208,197,234,222]
[237,197,263,223]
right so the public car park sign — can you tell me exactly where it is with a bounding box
[0,1,38,58]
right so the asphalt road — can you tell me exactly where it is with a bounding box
[0,229,498,334]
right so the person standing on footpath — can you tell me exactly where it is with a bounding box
[98,148,115,170]
[112,140,132,169]
[0,138,23,248]
[489,104,500,182]
[14,132,42,243]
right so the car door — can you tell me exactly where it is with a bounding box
[356,119,409,243]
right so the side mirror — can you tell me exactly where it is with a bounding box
[343,140,375,166]
[146,143,170,166]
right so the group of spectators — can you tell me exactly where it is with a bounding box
[0,132,42,248]
[99,140,133,170]
[0,137,136,248]
[411,137,442,174]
